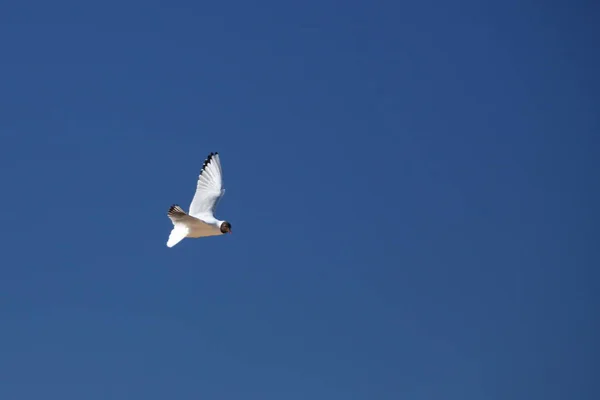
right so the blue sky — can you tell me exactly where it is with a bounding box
[0,1,597,399]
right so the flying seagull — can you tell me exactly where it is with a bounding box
[166,151,232,247]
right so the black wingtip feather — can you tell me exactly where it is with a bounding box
[201,152,218,171]
[168,204,186,216]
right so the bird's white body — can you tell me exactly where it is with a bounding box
[186,215,223,238]
[166,152,230,247]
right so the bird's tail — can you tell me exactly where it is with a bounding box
[167,224,189,247]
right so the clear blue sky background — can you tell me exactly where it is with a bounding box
[0,1,597,399]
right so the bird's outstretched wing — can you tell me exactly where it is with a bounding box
[189,152,225,219]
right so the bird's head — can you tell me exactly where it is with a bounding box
[220,221,232,234]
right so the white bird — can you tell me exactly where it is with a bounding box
[166,151,232,247]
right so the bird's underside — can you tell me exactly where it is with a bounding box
[167,205,222,247]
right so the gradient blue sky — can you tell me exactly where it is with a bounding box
[0,1,597,399]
